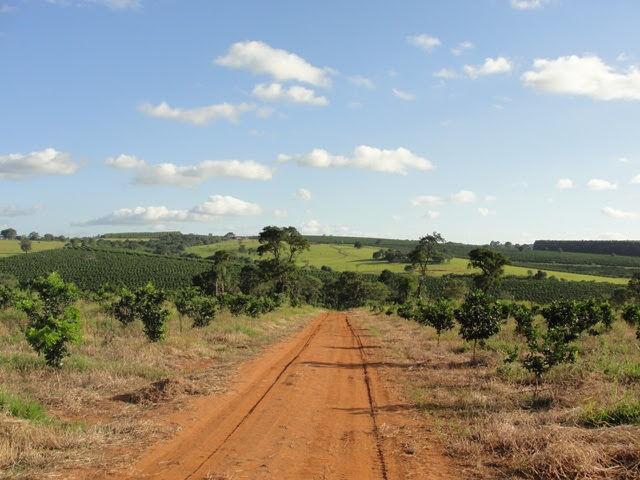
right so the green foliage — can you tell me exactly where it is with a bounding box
[468,248,508,293]
[533,239,640,257]
[454,290,505,359]
[134,283,169,342]
[416,298,455,342]
[20,237,32,253]
[409,232,445,296]
[0,284,15,310]
[189,295,218,327]
[16,272,81,367]
[174,286,201,318]
[541,299,614,340]
[0,247,213,291]
[108,288,138,326]
[222,293,279,318]
[629,272,640,302]
[322,271,390,310]
[622,304,640,339]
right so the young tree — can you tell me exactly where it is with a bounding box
[135,283,169,342]
[622,304,640,339]
[20,237,32,254]
[354,241,363,249]
[0,284,15,310]
[454,290,504,361]
[467,248,508,293]
[418,299,455,344]
[409,232,445,297]
[17,272,81,367]
[189,295,218,327]
[109,288,138,326]
[628,272,640,303]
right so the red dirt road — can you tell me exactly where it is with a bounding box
[102,312,454,480]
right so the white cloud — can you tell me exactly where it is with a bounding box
[631,174,640,184]
[619,157,630,164]
[464,57,513,78]
[451,190,477,204]
[215,40,331,87]
[451,41,474,56]
[295,188,312,201]
[434,68,459,79]
[252,83,327,106]
[587,178,618,191]
[406,34,441,52]
[189,195,262,216]
[478,207,495,216]
[556,178,574,190]
[522,55,640,101]
[0,148,79,179]
[602,207,638,220]
[485,195,497,202]
[76,195,261,226]
[392,88,416,101]
[139,101,255,125]
[280,145,433,175]
[411,195,443,206]
[425,210,441,219]
[348,75,375,89]
[0,204,42,217]
[273,209,288,218]
[510,0,547,9]
[106,154,272,186]
[300,219,351,236]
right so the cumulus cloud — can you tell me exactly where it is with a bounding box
[510,0,547,9]
[451,190,477,203]
[139,101,255,125]
[75,195,261,226]
[406,34,441,52]
[556,178,574,190]
[411,195,444,206]
[522,55,640,101]
[215,40,331,87]
[451,41,474,56]
[631,174,640,184]
[587,178,618,191]
[295,188,312,201]
[602,207,638,220]
[392,88,416,101]
[105,154,272,186]
[464,57,513,78]
[280,145,433,175]
[0,204,43,217]
[0,148,79,179]
[252,83,328,106]
[425,210,441,219]
[273,209,288,218]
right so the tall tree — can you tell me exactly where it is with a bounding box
[283,226,310,263]
[468,248,508,293]
[409,232,445,296]
[257,226,285,261]
[1,228,17,240]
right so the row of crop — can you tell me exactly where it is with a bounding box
[510,262,638,278]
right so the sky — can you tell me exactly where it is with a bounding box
[1,0,640,244]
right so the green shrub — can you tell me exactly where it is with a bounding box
[134,283,169,342]
[0,389,48,422]
[16,272,81,368]
[454,290,505,360]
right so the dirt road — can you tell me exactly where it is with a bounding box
[105,312,453,480]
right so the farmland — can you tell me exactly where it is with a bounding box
[187,239,628,284]
[0,239,65,258]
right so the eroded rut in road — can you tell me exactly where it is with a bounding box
[98,312,454,480]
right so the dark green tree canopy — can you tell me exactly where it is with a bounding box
[468,248,508,292]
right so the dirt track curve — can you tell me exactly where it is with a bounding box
[102,312,454,480]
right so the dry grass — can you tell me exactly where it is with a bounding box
[0,302,320,479]
[353,311,640,479]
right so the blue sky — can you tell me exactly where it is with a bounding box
[1,0,639,243]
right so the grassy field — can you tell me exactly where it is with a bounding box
[0,240,66,258]
[0,302,321,478]
[354,310,640,479]
[187,240,628,284]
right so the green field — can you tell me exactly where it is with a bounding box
[0,240,66,258]
[187,240,628,285]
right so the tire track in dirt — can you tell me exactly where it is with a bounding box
[92,311,455,480]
